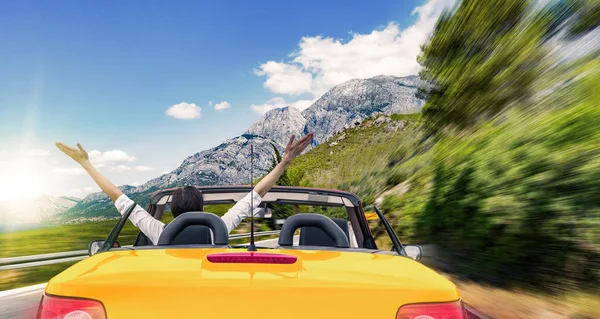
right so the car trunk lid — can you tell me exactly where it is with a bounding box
[46,248,460,319]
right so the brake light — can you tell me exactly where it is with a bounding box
[207,252,297,264]
[37,294,106,319]
[396,300,466,319]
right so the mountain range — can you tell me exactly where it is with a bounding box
[57,74,425,222]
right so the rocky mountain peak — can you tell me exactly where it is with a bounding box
[65,74,425,221]
[301,75,425,144]
[245,106,307,147]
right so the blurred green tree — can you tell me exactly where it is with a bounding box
[409,0,600,290]
[417,0,599,135]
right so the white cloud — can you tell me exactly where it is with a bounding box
[130,181,141,186]
[208,100,213,107]
[290,99,315,111]
[165,102,201,119]
[88,150,136,164]
[161,170,170,175]
[250,97,288,115]
[250,97,315,115]
[254,62,313,95]
[27,149,51,157]
[109,165,154,173]
[51,167,86,175]
[83,187,98,192]
[214,101,232,111]
[254,0,455,98]
[66,149,154,174]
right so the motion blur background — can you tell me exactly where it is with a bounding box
[1,0,599,318]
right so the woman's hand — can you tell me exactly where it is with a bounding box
[282,132,314,165]
[253,132,314,197]
[55,142,90,165]
[55,141,123,201]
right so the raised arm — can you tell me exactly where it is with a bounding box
[254,132,313,197]
[55,142,165,244]
[220,133,313,232]
[55,142,123,201]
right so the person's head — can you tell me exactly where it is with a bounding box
[170,186,204,218]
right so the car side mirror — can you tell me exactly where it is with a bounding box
[88,240,121,256]
[403,244,423,261]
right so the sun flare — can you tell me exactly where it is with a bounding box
[0,159,47,201]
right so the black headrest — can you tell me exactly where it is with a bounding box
[278,214,350,248]
[157,212,228,245]
[299,217,349,247]
[168,225,213,245]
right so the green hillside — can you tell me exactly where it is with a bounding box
[287,106,600,292]
[287,113,426,206]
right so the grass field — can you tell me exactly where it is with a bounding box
[0,204,251,258]
[0,218,150,291]
[0,261,78,291]
[0,219,148,258]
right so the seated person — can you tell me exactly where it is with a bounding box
[55,133,313,244]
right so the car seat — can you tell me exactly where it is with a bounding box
[299,217,349,247]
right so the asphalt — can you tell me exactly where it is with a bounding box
[0,283,46,319]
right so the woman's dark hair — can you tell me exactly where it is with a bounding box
[170,186,204,218]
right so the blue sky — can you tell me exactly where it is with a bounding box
[0,0,453,200]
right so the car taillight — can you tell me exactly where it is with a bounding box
[206,252,298,264]
[396,300,466,319]
[37,294,106,319]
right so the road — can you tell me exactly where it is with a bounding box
[0,283,47,319]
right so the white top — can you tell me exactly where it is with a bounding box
[114,190,263,245]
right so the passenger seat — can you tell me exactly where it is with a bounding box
[299,217,349,247]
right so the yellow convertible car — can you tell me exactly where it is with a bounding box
[37,186,468,319]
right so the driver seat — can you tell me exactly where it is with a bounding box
[165,225,213,245]
[157,212,229,247]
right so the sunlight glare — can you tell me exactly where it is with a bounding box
[0,158,46,201]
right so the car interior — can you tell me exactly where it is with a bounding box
[152,211,352,249]
[152,213,353,248]
[100,187,407,256]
